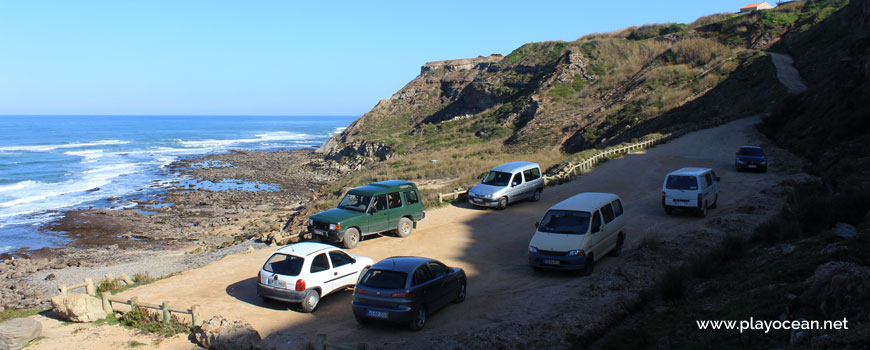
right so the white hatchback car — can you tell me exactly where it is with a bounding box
[257,242,374,312]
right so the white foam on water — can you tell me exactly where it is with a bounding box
[177,131,311,148]
[0,180,37,193]
[0,140,129,152]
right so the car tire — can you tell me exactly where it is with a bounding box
[698,202,707,218]
[300,289,320,313]
[579,255,594,276]
[396,217,413,238]
[409,306,427,331]
[532,189,542,202]
[497,197,508,210]
[610,233,624,257]
[342,228,360,249]
[710,194,719,209]
[453,280,466,303]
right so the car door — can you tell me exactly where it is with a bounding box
[588,209,606,259]
[599,202,618,252]
[410,265,439,309]
[425,261,454,309]
[309,253,335,294]
[327,250,360,290]
[701,173,713,207]
[367,194,390,233]
[387,191,404,230]
[507,172,524,202]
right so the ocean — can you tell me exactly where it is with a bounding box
[0,115,357,254]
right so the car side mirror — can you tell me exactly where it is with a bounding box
[512,182,519,187]
[350,258,357,264]
[591,225,600,233]
[369,207,377,214]
[535,221,539,228]
[715,177,721,182]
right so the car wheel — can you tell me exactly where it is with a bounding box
[710,194,719,209]
[497,197,508,210]
[453,280,466,303]
[410,306,427,331]
[300,289,320,313]
[342,228,360,249]
[396,217,413,238]
[664,206,673,215]
[698,202,707,218]
[580,255,594,276]
[610,233,624,257]
[532,189,542,202]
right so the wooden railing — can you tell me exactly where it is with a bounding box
[101,294,203,326]
[435,136,665,203]
[58,273,134,296]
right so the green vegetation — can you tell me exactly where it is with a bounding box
[0,308,48,323]
[23,336,46,348]
[95,272,170,298]
[127,341,147,348]
[118,307,188,337]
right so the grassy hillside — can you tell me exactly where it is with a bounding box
[312,0,849,208]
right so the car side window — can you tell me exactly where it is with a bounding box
[310,253,330,273]
[372,194,388,211]
[388,192,402,208]
[426,261,448,278]
[403,191,419,205]
[328,250,353,268]
[522,168,540,181]
[612,199,623,217]
[511,173,523,186]
[601,204,615,224]
[591,210,602,232]
[704,173,713,187]
[412,266,433,286]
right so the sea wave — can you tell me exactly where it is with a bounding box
[177,131,310,148]
[0,180,37,193]
[0,140,130,152]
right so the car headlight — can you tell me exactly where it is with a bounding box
[761,160,767,164]
[309,219,314,226]
[567,249,585,256]
[484,194,494,199]
[528,246,538,253]
[736,160,745,164]
[329,223,338,230]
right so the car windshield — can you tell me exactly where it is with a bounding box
[338,193,371,212]
[739,148,763,156]
[262,253,304,276]
[481,171,511,187]
[359,269,407,289]
[538,210,591,235]
[666,175,698,190]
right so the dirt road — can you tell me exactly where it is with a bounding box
[768,52,808,94]
[29,116,808,349]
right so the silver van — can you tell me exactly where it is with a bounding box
[467,161,544,210]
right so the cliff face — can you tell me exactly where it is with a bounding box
[320,0,850,165]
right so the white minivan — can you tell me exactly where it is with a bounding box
[661,168,720,217]
[528,192,626,276]
[467,161,544,210]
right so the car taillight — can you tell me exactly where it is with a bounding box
[391,291,413,298]
[697,193,703,208]
[354,287,369,295]
[295,279,306,291]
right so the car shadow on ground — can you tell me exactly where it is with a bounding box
[225,277,287,311]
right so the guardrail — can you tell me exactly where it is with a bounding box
[435,136,665,203]
[100,295,203,326]
[58,273,134,296]
[314,334,368,350]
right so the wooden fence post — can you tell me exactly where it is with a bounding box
[191,305,202,327]
[437,193,443,203]
[161,301,171,323]
[315,334,326,350]
[85,278,95,296]
[130,296,139,309]
[101,293,113,314]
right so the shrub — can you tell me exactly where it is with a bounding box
[97,279,124,294]
[120,307,188,337]
[132,272,155,284]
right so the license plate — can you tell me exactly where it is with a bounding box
[674,199,688,203]
[543,259,560,265]
[313,229,326,235]
[267,279,287,289]
[366,310,388,319]
[747,164,756,168]
[472,199,482,203]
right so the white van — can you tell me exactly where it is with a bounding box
[528,192,626,276]
[467,161,544,210]
[661,168,720,217]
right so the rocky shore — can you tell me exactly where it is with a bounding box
[2,148,340,312]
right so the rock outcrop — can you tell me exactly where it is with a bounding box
[193,316,262,350]
[0,318,42,350]
[50,294,106,323]
[794,261,870,321]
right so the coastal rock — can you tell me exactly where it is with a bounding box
[193,316,261,350]
[0,317,42,350]
[833,222,857,239]
[795,261,870,321]
[50,294,107,322]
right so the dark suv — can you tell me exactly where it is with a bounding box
[735,146,768,172]
[351,256,466,330]
[307,180,425,249]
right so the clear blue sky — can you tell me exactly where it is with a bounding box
[0,1,760,116]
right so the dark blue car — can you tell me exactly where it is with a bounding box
[351,256,466,330]
[735,146,768,172]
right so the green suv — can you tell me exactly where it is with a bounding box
[308,180,425,249]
